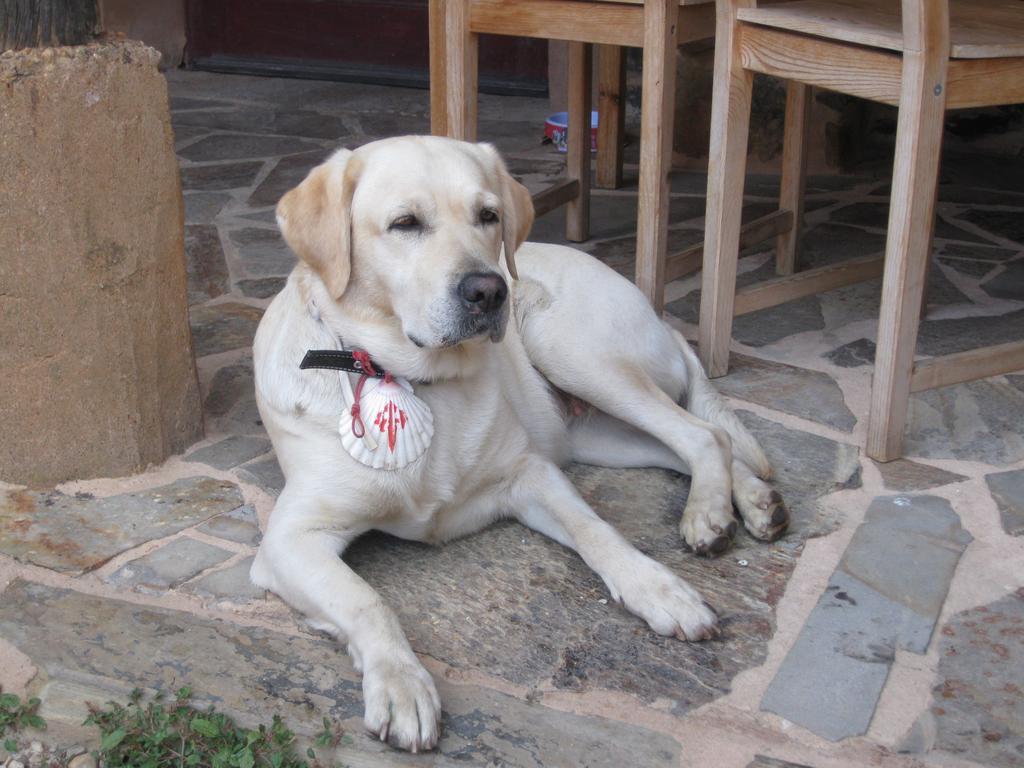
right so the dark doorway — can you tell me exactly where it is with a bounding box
[185,0,548,95]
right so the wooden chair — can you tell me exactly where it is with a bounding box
[429,0,714,311]
[699,0,1024,461]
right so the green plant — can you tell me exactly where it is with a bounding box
[84,687,349,768]
[1,688,47,752]
[312,718,353,751]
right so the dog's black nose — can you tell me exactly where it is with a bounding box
[457,272,508,315]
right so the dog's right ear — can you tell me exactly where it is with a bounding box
[276,149,362,300]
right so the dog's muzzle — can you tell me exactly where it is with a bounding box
[453,272,509,343]
[457,272,508,316]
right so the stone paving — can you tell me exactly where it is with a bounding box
[1,70,1023,768]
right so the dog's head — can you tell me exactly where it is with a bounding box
[276,136,533,349]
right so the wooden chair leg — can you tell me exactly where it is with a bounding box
[635,0,678,313]
[866,49,949,462]
[443,0,477,141]
[566,41,593,242]
[429,0,448,136]
[776,81,811,275]
[595,44,626,190]
[919,179,942,321]
[698,0,755,377]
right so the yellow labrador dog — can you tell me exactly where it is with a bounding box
[250,136,788,752]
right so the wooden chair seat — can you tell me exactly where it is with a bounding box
[698,0,1024,461]
[587,0,711,4]
[738,0,1024,59]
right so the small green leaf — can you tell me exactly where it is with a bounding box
[0,694,19,709]
[340,734,354,746]
[306,747,316,759]
[100,727,127,751]
[4,738,18,752]
[238,748,255,768]
[191,717,219,738]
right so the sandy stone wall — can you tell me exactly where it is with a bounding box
[0,41,202,486]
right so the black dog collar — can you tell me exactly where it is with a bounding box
[299,349,386,378]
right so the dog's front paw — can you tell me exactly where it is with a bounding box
[607,556,719,641]
[363,656,442,752]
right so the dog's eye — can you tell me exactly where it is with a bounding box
[389,214,421,232]
[479,208,499,225]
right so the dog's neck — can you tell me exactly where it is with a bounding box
[302,271,492,384]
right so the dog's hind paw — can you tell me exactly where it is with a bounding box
[363,656,442,752]
[679,496,738,558]
[733,473,790,542]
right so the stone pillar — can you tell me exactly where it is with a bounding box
[0,41,203,486]
[99,0,186,69]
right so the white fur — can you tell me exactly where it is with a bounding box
[251,136,787,752]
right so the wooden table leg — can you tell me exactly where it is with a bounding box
[634,0,678,313]
[776,81,811,275]
[595,44,625,190]
[866,47,948,462]
[444,0,478,141]
[429,0,448,136]
[698,0,754,377]
[566,41,593,242]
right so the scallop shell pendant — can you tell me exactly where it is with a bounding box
[339,377,433,470]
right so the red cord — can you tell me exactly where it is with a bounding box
[349,349,390,438]
[352,349,377,376]
[350,374,368,437]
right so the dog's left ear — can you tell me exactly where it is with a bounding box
[479,143,534,280]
